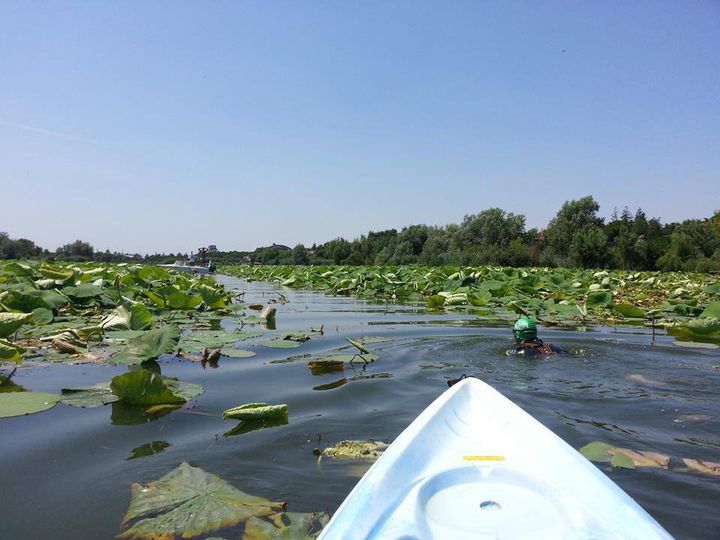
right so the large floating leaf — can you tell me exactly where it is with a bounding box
[61,383,118,407]
[118,462,285,539]
[682,458,720,477]
[222,349,256,358]
[261,339,301,349]
[0,312,32,338]
[110,370,187,405]
[114,326,181,364]
[242,512,329,539]
[0,391,60,418]
[223,403,288,421]
[614,304,645,318]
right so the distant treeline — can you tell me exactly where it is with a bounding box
[2,196,719,272]
[253,196,720,272]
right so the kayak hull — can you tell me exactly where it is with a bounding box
[319,378,673,540]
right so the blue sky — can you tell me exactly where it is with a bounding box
[1,1,718,254]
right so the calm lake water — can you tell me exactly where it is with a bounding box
[1,275,719,539]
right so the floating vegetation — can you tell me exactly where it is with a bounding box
[118,462,286,539]
[0,390,60,418]
[323,440,388,460]
[222,265,720,340]
[126,440,171,461]
[223,403,288,421]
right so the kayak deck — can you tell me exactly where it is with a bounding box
[319,378,673,539]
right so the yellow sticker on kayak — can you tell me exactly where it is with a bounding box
[463,455,505,461]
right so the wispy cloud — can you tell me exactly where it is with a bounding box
[0,117,97,144]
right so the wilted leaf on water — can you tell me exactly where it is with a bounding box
[261,339,301,349]
[0,391,60,418]
[312,378,347,391]
[579,441,615,462]
[609,448,669,469]
[145,404,182,415]
[0,375,25,393]
[614,304,645,318]
[118,462,285,539]
[0,312,32,338]
[242,512,329,540]
[222,349,256,358]
[323,440,388,460]
[682,458,720,477]
[0,339,25,363]
[61,383,118,407]
[223,403,288,421]
[126,441,171,461]
[113,326,181,364]
[224,416,289,437]
[308,360,344,374]
[110,370,187,406]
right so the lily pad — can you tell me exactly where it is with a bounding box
[222,349,256,358]
[61,383,118,407]
[261,339,302,349]
[323,440,388,460]
[118,462,285,539]
[579,441,614,462]
[0,391,60,418]
[242,512,329,539]
[223,403,288,421]
[614,304,645,318]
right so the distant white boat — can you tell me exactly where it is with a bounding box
[159,262,212,275]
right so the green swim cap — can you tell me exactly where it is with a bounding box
[513,316,537,340]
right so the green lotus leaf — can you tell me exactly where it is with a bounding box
[61,383,118,407]
[222,349,256,358]
[0,290,51,313]
[579,441,615,462]
[586,291,614,309]
[110,370,187,405]
[0,391,60,418]
[614,304,645,318]
[167,292,203,310]
[196,284,227,309]
[113,326,181,364]
[223,403,288,421]
[100,303,153,331]
[62,284,104,300]
[30,307,53,325]
[701,301,720,319]
[118,462,285,539]
[0,339,26,363]
[0,312,32,338]
[610,453,636,469]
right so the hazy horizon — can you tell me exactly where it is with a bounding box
[2,2,719,254]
